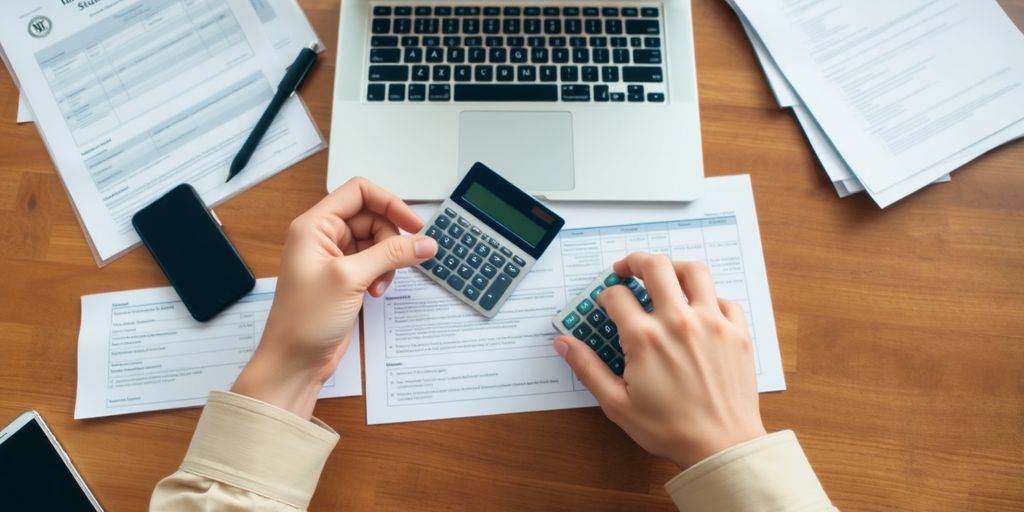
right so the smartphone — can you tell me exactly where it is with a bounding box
[0,411,103,511]
[132,184,255,321]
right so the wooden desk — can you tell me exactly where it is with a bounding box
[1,1,1022,510]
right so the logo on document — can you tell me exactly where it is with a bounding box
[28,16,52,38]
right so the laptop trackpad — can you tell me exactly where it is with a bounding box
[458,111,575,192]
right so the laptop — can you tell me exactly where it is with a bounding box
[328,1,704,202]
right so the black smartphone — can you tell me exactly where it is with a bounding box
[132,184,255,321]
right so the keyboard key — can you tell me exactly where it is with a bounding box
[633,49,662,64]
[560,66,578,81]
[443,36,461,47]
[458,264,474,279]
[497,65,514,81]
[480,274,513,311]
[484,6,500,16]
[553,48,569,63]
[613,49,629,63]
[415,6,431,16]
[463,18,480,34]
[404,47,423,63]
[454,65,472,81]
[601,66,619,82]
[481,263,497,278]
[453,84,558,101]
[470,226,482,236]
[436,6,452,16]
[466,47,483,63]
[411,65,429,81]
[622,7,639,17]
[368,65,409,81]
[561,84,590,101]
[624,277,640,290]
[371,18,391,34]
[562,312,581,330]
[447,47,466,62]
[565,18,582,34]
[518,65,536,81]
[432,65,451,81]
[370,48,400,63]
[570,36,587,48]
[528,36,545,47]
[510,47,528,63]
[583,7,599,16]
[630,36,643,47]
[462,234,478,247]
[499,246,513,257]
[373,6,391,16]
[572,323,594,340]
[544,6,560,16]
[593,48,610,63]
[467,254,484,269]
[611,37,628,48]
[610,336,622,352]
[414,18,438,34]
[544,19,562,34]
[645,37,662,48]
[647,92,665,102]
[426,47,444,62]
[582,66,598,82]
[447,274,466,291]
[455,6,479,15]
[595,84,609,101]
[610,92,625,102]
[486,36,504,47]
[484,18,500,34]
[641,7,660,17]
[426,226,442,239]
[367,84,385,101]
[394,18,411,34]
[524,7,541,16]
[371,36,399,47]
[540,65,557,81]
[503,6,521,16]
[572,48,589,63]
[429,84,450,101]
[465,36,483,46]
[623,66,663,82]
[585,19,602,35]
[420,259,437,271]
[401,36,419,46]
[388,83,405,101]
[602,7,620,16]
[507,36,525,47]
[628,84,645,102]
[487,238,499,248]
[474,65,493,81]
[531,48,549,63]
[443,18,459,34]
[504,18,521,34]
[395,6,412,16]
[606,19,623,35]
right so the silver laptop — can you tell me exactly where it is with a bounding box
[328,1,704,202]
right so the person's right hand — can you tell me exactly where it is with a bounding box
[553,253,767,470]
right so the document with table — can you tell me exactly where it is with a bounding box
[0,0,324,264]
[362,175,785,425]
[75,278,362,419]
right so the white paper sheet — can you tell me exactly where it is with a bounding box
[362,175,785,425]
[732,0,1024,207]
[75,278,362,419]
[14,0,322,125]
[0,0,324,265]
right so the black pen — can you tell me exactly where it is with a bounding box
[227,42,319,182]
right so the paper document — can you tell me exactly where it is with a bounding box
[0,0,324,264]
[13,0,322,125]
[362,175,785,425]
[75,278,362,419]
[732,0,1024,207]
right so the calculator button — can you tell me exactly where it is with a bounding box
[587,309,607,325]
[597,346,616,362]
[463,285,481,301]
[610,336,622,352]
[576,299,595,315]
[426,226,442,239]
[454,244,469,259]
[585,336,602,350]
[470,226,482,236]
[481,263,497,278]
[432,265,451,279]
[604,274,622,286]
[500,246,513,257]
[461,234,477,246]
[435,215,452,229]
[597,320,618,339]
[444,208,457,218]
[488,253,506,267]
[446,275,466,291]
[448,224,465,238]
[474,244,491,257]
[434,248,447,262]
[590,286,605,300]
[479,273,513,311]
[467,254,483,268]
[458,264,474,279]
[439,235,456,249]
[420,259,437,270]
[636,290,652,309]
[512,255,526,267]
[562,312,581,330]
[609,358,625,376]
[487,238,499,248]
[503,263,520,278]
[572,323,593,340]
[471,275,489,290]
[457,216,471,227]
[624,277,640,290]
[443,255,460,269]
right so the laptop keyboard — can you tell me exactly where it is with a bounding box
[365,4,668,103]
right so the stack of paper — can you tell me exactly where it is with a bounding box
[727,0,1024,206]
[0,0,324,264]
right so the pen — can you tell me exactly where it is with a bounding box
[227,41,319,182]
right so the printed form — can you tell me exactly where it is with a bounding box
[363,175,785,425]
[0,0,324,264]
[76,278,362,419]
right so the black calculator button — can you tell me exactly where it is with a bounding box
[597,346,616,362]
[499,246,513,257]
[576,299,595,315]
[610,336,622,353]
[479,274,513,310]
[503,263,520,278]
[457,216,470,227]
[470,226,482,236]
[467,254,483,268]
[636,290,652,310]
[488,253,506,267]
[444,207,457,218]
[434,248,446,262]
[487,238,500,248]
[598,320,618,339]
[587,310,607,325]
[448,224,465,238]
[512,255,526,267]
[439,235,456,249]
[474,244,491,257]
[443,255,460,269]
[609,358,625,376]
[454,244,469,259]
[481,263,497,278]
[585,336,602,350]
[426,226,442,239]
[446,275,466,291]
[572,323,593,340]
[624,277,640,290]
[457,264,474,279]
[435,215,451,229]
[479,292,500,311]
[461,234,477,246]
[463,285,481,301]
[432,265,451,280]
[471,275,489,290]
[420,259,437,270]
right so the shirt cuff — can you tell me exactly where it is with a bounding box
[664,430,834,512]
[179,390,340,510]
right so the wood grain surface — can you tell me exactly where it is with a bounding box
[1,1,1022,510]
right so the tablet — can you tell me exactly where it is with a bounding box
[0,411,103,511]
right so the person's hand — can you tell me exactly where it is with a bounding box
[553,253,766,470]
[232,177,437,419]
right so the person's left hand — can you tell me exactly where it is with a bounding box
[232,177,437,419]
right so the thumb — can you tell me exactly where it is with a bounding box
[334,235,437,289]
[553,336,628,408]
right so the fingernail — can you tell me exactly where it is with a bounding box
[374,281,387,295]
[553,339,569,358]
[414,237,437,258]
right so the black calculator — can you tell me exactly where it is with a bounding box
[552,269,654,376]
[417,162,565,318]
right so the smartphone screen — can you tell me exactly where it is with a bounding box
[132,184,255,321]
[0,417,100,510]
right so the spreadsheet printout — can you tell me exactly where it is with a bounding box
[75,278,362,419]
[362,175,785,425]
[0,0,324,264]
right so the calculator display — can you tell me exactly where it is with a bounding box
[463,182,546,247]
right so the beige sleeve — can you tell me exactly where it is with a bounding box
[665,430,837,512]
[150,391,339,512]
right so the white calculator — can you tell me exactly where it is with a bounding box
[417,162,565,318]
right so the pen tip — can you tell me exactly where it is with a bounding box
[308,41,320,52]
